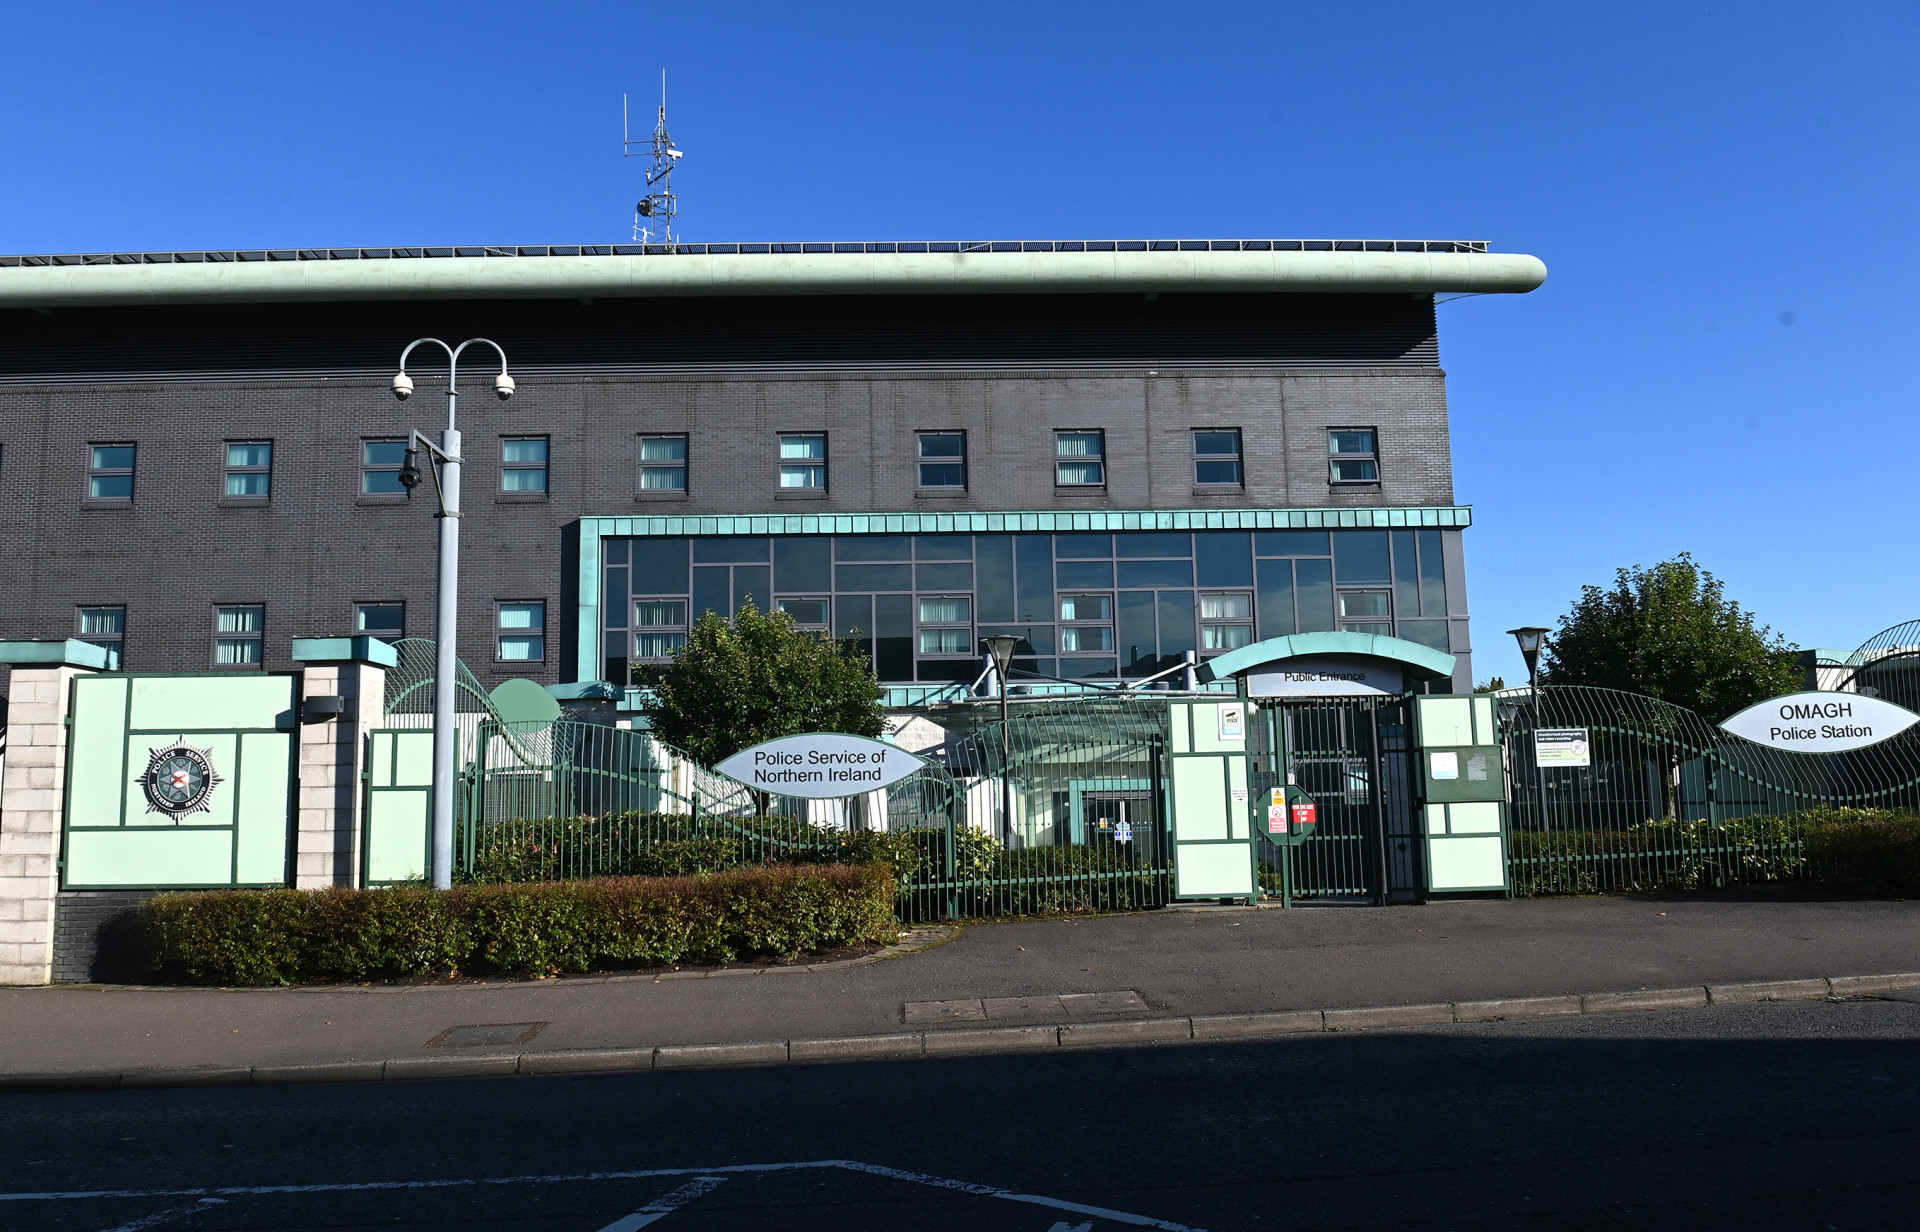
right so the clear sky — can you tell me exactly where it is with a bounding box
[4,1,1914,686]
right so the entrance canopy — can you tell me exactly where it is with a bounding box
[1197,631,1457,698]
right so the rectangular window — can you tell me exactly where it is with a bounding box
[88,444,135,501]
[1199,592,1254,652]
[224,441,273,498]
[916,595,973,655]
[1054,431,1105,487]
[916,432,966,489]
[1193,430,1243,487]
[1329,428,1379,484]
[355,602,405,644]
[639,434,688,491]
[776,597,830,628]
[497,601,546,661]
[362,439,409,495]
[77,606,125,666]
[633,599,688,659]
[214,605,264,666]
[501,437,549,493]
[1338,590,1392,633]
[1060,593,1115,651]
[779,434,827,489]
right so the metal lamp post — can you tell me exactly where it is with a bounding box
[1507,626,1551,833]
[390,338,514,889]
[981,635,1022,845]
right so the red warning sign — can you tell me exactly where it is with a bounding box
[1268,816,1286,834]
[1290,800,1317,831]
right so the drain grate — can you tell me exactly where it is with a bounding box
[424,1022,547,1048]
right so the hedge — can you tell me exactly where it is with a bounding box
[123,863,897,986]
[1806,811,1920,896]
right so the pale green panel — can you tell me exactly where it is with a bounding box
[370,731,394,786]
[67,677,130,828]
[394,731,434,786]
[1176,842,1254,896]
[1428,836,1506,891]
[1191,702,1249,753]
[1426,804,1448,835]
[1471,696,1496,744]
[1227,755,1249,839]
[368,790,429,882]
[121,732,237,828]
[1447,801,1503,834]
[1169,705,1193,754]
[1418,697,1473,747]
[234,732,292,884]
[65,828,233,888]
[1173,758,1227,841]
[128,675,295,731]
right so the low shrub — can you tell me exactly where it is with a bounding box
[465,811,926,884]
[1806,810,1920,896]
[126,863,898,986]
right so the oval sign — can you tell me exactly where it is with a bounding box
[1719,691,1920,754]
[713,733,928,798]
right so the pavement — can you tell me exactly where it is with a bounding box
[6,888,1920,1087]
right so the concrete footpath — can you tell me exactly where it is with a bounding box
[5,890,1920,1088]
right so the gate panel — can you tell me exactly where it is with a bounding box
[1264,697,1418,903]
[364,729,433,884]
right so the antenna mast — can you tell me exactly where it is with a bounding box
[623,71,682,244]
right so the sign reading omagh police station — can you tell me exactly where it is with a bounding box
[1719,691,1920,754]
[713,733,927,798]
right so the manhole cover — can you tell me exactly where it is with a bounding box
[424,1022,547,1048]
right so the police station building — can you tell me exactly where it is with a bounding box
[0,239,1546,702]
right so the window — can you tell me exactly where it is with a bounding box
[77,606,125,666]
[355,602,405,644]
[214,605,264,666]
[916,432,966,489]
[362,439,409,495]
[88,444,135,500]
[1055,431,1105,486]
[1060,593,1114,651]
[779,434,826,489]
[632,599,688,659]
[1200,592,1254,651]
[1193,430,1243,487]
[917,596,972,655]
[497,602,546,661]
[1338,590,1392,632]
[776,598,829,628]
[223,441,272,497]
[501,437,548,493]
[1329,429,1379,484]
[639,434,687,491]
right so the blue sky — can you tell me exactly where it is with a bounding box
[4,1,1914,685]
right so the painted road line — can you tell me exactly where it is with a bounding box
[597,1175,728,1231]
[98,1197,225,1232]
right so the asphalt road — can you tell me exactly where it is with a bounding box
[5,996,1919,1231]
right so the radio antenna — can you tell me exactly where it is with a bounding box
[623,71,682,245]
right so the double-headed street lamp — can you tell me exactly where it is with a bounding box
[981,635,1022,844]
[391,338,514,890]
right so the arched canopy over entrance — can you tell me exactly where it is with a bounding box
[1196,630,1456,698]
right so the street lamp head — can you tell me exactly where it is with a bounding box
[981,635,1022,677]
[390,371,414,401]
[493,372,515,401]
[1506,626,1551,688]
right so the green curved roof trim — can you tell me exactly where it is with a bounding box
[1198,631,1457,684]
[0,249,1547,309]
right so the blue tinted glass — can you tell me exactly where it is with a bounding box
[1396,620,1449,651]
[836,594,873,641]
[1254,531,1330,557]
[361,471,404,495]
[1256,558,1296,639]
[1117,559,1194,589]
[692,567,731,619]
[501,468,547,492]
[918,463,965,487]
[1194,533,1253,587]
[875,594,913,681]
[733,566,771,613]
[604,567,628,630]
[917,434,964,458]
[630,539,689,593]
[1054,534,1113,559]
[91,445,134,470]
[1418,530,1447,616]
[914,536,971,560]
[1058,657,1117,680]
[89,475,132,499]
[1295,559,1335,632]
[502,438,547,463]
[1015,535,1054,623]
[1392,531,1420,620]
[1333,531,1392,583]
[1194,460,1241,485]
[363,441,407,466]
[1115,533,1190,558]
[915,563,973,591]
[226,443,271,467]
[1193,431,1240,455]
[836,536,910,561]
[978,625,1051,656]
[1119,590,1157,677]
[1056,561,1114,589]
[1156,591,1196,658]
[836,563,912,591]
[774,538,832,592]
[975,536,1014,622]
[693,538,769,564]
[604,538,630,565]
[225,473,269,496]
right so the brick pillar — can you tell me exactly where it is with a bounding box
[291,638,394,890]
[0,641,111,986]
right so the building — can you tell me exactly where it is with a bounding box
[0,239,1546,701]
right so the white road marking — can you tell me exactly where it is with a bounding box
[99,1197,224,1232]
[4,1161,1203,1232]
[1047,1223,1094,1232]
[597,1175,727,1231]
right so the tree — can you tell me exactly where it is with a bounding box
[1474,676,1507,694]
[1543,553,1800,721]
[635,600,885,770]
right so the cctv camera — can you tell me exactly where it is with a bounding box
[397,449,422,490]
[391,371,413,401]
[494,373,515,401]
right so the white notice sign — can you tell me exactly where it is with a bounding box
[1217,704,1245,741]
[1535,728,1591,767]
[713,733,928,798]
[1719,691,1920,755]
[1429,751,1459,780]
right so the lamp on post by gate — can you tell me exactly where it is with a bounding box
[1507,626,1551,829]
[981,635,1022,844]
[391,337,514,890]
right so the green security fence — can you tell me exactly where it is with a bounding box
[1501,684,1920,896]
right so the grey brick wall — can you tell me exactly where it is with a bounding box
[51,890,154,983]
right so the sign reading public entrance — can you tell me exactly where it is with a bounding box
[1719,691,1920,754]
[713,733,928,798]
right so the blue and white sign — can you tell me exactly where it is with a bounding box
[1719,691,1920,754]
[713,733,928,798]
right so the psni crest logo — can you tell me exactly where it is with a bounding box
[137,738,224,819]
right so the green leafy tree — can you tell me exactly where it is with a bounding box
[635,600,885,770]
[1543,553,1800,721]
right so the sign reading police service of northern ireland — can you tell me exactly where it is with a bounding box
[1719,691,1920,754]
[713,733,928,798]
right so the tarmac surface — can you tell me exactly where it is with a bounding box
[6,888,1920,1077]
